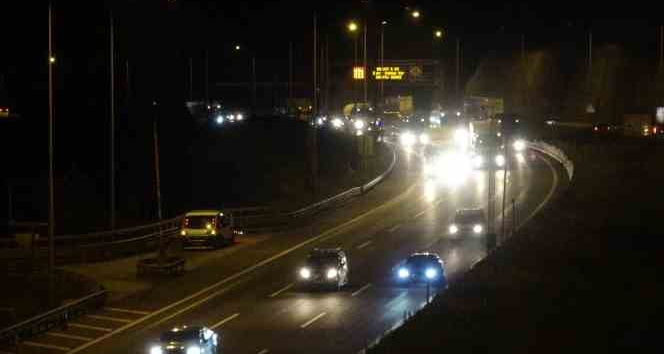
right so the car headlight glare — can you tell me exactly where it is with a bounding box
[473,224,483,233]
[354,120,365,130]
[299,267,311,279]
[150,346,163,354]
[180,230,186,236]
[419,134,430,144]
[326,268,338,279]
[425,268,437,279]
[186,346,201,354]
[449,224,458,234]
[495,154,505,167]
[400,132,415,146]
[236,113,243,120]
[332,118,343,128]
[398,267,410,279]
[216,116,224,124]
[513,139,526,152]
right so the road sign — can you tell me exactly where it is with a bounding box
[372,66,405,80]
[353,67,365,80]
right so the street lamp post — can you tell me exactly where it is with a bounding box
[363,23,368,103]
[380,21,386,104]
[348,21,359,103]
[48,1,56,306]
[109,13,116,232]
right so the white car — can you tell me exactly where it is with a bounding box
[448,208,486,236]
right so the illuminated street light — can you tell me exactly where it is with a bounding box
[347,21,358,32]
[234,44,241,50]
[411,10,420,19]
[49,56,56,64]
[381,20,387,25]
[434,29,444,39]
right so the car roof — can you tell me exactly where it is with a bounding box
[407,252,441,260]
[455,208,484,216]
[310,248,344,255]
[185,210,223,217]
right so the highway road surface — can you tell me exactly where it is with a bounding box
[13,141,563,354]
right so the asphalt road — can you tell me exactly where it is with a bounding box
[13,141,561,354]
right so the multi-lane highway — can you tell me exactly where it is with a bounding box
[15,139,562,354]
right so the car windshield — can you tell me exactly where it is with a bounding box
[306,253,338,267]
[184,216,214,229]
[406,255,437,269]
[455,211,483,224]
[160,329,199,343]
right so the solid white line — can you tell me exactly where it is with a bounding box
[257,350,269,354]
[356,240,373,249]
[413,210,426,219]
[269,283,294,298]
[300,312,327,329]
[210,313,240,330]
[22,341,70,351]
[388,224,400,232]
[68,175,419,354]
[104,307,150,316]
[518,154,559,228]
[69,323,113,332]
[351,283,372,297]
[86,315,132,324]
[46,332,92,342]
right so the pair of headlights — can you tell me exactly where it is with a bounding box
[299,267,338,279]
[397,267,437,280]
[449,224,483,234]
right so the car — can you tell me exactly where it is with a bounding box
[0,106,9,118]
[395,252,447,286]
[297,248,349,289]
[398,118,431,147]
[449,208,486,236]
[150,326,218,354]
[179,210,237,248]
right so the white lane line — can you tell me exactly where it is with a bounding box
[300,312,327,329]
[257,350,269,354]
[210,313,240,330]
[104,307,150,316]
[351,283,372,297]
[269,283,294,298]
[86,314,132,324]
[388,224,400,232]
[46,332,92,341]
[518,153,559,228]
[22,341,70,351]
[69,323,113,332]
[68,177,419,354]
[413,210,426,219]
[356,240,373,249]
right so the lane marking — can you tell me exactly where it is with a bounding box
[22,341,70,351]
[518,153,559,228]
[388,225,400,232]
[86,315,132,324]
[68,169,419,354]
[46,332,92,342]
[103,307,150,316]
[351,283,372,297]
[269,283,294,298]
[356,240,373,250]
[210,313,240,330]
[300,312,327,329]
[69,323,113,332]
[257,350,269,354]
[413,210,426,219]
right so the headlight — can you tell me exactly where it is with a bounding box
[326,268,338,279]
[516,153,525,163]
[206,223,212,230]
[425,268,437,279]
[180,230,186,236]
[211,229,217,235]
[419,133,430,144]
[513,139,526,152]
[400,132,415,146]
[473,224,483,233]
[150,346,163,354]
[186,346,201,354]
[398,267,410,279]
[229,114,235,120]
[495,154,505,167]
[449,225,458,234]
[354,120,365,130]
[236,113,243,120]
[332,118,343,129]
[215,116,224,124]
[299,267,311,279]
[317,118,324,126]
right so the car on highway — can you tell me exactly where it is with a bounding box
[179,210,236,248]
[298,248,349,289]
[398,118,431,147]
[150,325,219,354]
[448,208,486,236]
[395,252,447,286]
[0,106,9,118]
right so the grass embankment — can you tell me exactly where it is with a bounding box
[368,137,664,353]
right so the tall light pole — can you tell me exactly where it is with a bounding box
[348,21,359,103]
[48,2,56,306]
[188,57,193,101]
[109,12,116,231]
[363,23,368,103]
[288,41,293,100]
[659,25,663,71]
[380,21,386,104]
[455,38,460,106]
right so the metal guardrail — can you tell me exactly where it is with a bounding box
[528,141,574,181]
[0,290,107,346]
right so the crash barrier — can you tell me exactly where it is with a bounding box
[528,141,574,181]
[0,290,107,347]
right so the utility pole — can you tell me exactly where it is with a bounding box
[188,57,193,101]
[325,37,330,113]
[48,2,56,306]
[363,23,368,103]
[659,26,663,71]
[588,31,593,76]
[455,38,460,106]
[311,12,319,209]
[354,34,359,103]
[109,12,116,231]
[288,41,293,99]
[152,102,164,264]
[125,60,130,103]
[380,22,385,103]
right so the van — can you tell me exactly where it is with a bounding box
[179,210,235,248]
